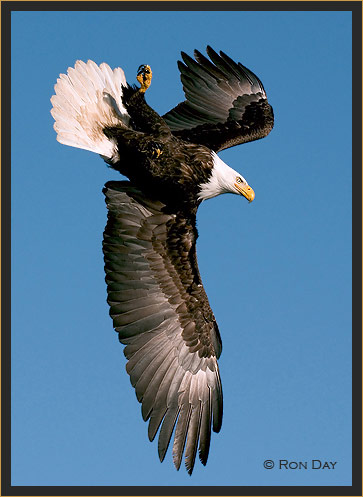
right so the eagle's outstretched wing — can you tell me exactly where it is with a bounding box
[103,181,223,474]
[163,46,274,152]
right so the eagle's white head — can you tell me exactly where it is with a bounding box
[197,152,255,202]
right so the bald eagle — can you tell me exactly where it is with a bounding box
[51,46,274,475]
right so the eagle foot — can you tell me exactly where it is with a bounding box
[140,140,163,158]
[137,64,152,93]
[149,142,163,159]
[152,147,163,159]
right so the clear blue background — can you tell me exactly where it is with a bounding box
[11,9,352,487]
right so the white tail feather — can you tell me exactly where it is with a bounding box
[50,60,130,160]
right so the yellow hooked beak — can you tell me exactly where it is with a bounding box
[235,182,255,202]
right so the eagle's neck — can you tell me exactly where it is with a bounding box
[197,152,240,201]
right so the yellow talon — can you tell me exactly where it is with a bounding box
[151,147,162,159]
[137,64,152,93]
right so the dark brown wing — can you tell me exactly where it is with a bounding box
[103,181,223,474]
[163,46,274,152]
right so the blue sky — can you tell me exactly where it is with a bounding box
[11,8,352,488]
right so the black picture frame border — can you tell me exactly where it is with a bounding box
[2,2,361,496]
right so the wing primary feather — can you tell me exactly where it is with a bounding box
[211,368,223,433]
[147,356,180,442]
[193,49,227,80]
[172,403,192,471]
[140,351,175,421]
[158,406,180,462]
[184,401,203,475]
[219,50,245,79]
[205,46,235,79]
[198,387,212,465]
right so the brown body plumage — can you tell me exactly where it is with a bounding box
[105,89,215,210]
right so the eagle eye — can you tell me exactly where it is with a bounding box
[236,177,242,183]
